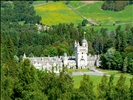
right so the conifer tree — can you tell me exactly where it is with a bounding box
[79,74,96,100]
[120,31,127,52]
[123,57,128,73]
[114,75,130,100]
[6,35,15,59]
[115,25,121,51]
[107,74,115,100]
[97,74,108,100]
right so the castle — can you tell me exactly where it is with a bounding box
[24,36,100,73]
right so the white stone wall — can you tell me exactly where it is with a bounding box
[24,39,100,72]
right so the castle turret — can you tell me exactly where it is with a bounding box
[82,39,88,47]
[23,53,26,60]
[77,42,79,46]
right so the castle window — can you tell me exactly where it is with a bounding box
[82,52,83,54]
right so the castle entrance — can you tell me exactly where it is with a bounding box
[80,58,85,69]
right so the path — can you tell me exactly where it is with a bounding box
[68,2,133,26]
[68,4,97,25]
[72,68,104,76]
[75,3,88,9]
[72,69,133,79]
[33,1,54,7]
[75,1,99,9]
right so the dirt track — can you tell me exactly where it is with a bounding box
[81,1,99,4]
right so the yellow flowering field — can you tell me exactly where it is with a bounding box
[34,2,83,26]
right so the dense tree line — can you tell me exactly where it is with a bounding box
[100,25,133,74]
[1,58,133,100]
[1,1,41,24]
[102,0,133,11]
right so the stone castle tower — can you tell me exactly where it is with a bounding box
[74,35,88,69]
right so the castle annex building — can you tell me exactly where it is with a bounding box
[24,37,100,73]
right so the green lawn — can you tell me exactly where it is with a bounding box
[82,23,133,31]
[72,75,132,89]
[34,2,83,26]
[77,2,133,25]
[96,68,133,77]
[34,1,133,27]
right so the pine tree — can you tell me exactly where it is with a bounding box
[120,31,127,52]
[115,25,121,51]
[107,74,115,100]
[6,35,15,59]
[115,34,121,51]
[13,58,47,100]
[97,74,108,100]
[114,75,130,100]
[79,74,96,100]
[123,57,128,73]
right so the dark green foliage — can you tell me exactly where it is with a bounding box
[114,75,130,100]
[2,59,48,100]
[100,48,123,70]
[123,57,128,73]
[1,59,133,99]
[82,19,88,26]
[101,1,131,11]
[120,31,127,52]
[93,33,104,54]
[79,74,96,100]
[1,1,41,24]
[106,74,115,100]
[97,74,108,100]
[97,74,131,100]
[6,35,15,59]
[126,53,133,74]
[100,25,133,73]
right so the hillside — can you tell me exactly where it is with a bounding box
[34,2,83,26]
[34,1,133,26]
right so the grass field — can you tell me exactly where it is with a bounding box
[83,23,133,31]
[77,2,133,25]
[72,75,132,89]
[69,1,85,8]
[34,1,133,26]
[96,68,133,77]
[34,2,83,26]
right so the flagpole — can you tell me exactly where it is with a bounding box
[84,31,86,39]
